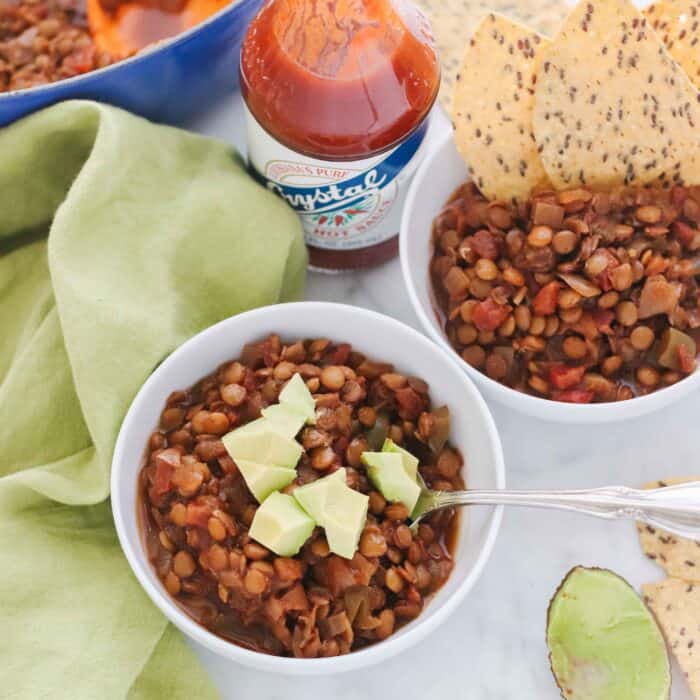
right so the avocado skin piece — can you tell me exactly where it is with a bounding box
[547,566,670,700]
[381,438,419,480]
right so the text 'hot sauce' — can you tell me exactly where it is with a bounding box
[240,0,440,271]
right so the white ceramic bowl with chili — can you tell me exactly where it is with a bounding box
[111,301,505,674]
[400,132,700,423]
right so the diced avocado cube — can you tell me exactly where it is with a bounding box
[322,477,369,559]
[547,567,671,700]
[381,438,419,480]
[279,373,316,424]
[249,492,315,557]
[261,403,307,438]
[293,468,347,522]
[232,416,298,440]
[362,451,421,513]
[293,469,367,559]
[236,459,297,503]
[222,429,302,468]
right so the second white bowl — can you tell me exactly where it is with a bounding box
[400,131,700,424]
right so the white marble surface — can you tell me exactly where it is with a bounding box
[188,94,696,699]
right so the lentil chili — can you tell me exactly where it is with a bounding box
[139,334,463,657]
[431,182,700,403]
[0,0,116,92]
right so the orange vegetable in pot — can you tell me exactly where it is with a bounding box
[87,0,229,57]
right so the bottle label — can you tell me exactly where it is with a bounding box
[244,105,429,251]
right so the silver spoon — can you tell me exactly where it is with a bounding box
[410,479,700,540]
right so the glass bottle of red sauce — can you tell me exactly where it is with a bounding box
[240,0,440,271]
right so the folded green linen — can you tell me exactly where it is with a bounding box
[0,100,306,699]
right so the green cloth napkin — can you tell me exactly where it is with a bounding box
[0,100,306,699]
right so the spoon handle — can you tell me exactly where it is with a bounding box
[433,481,700,540]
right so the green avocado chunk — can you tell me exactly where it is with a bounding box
[547,566,671,700]
[222,429,302,468]
[293,468,368,559]
[235,459,297,503]
[293,468,347,523]
[278,373,316,424]
[248,492,316,556]
[322,476,369,559]
[260,403,307,439]
[381,438,419,480]
[362,451,421,513]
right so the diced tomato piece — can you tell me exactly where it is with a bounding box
[672,186,688,208]
[326,342,351,365]
[672,220,697,247]
[324,556,359,597]
[549,364,586,390]
[591,309,615,334]
[154,461,174,495]
[186,502,213,529]
[472,298,511,332]
[677,344,697,374]
[552,388,595,403]
[470,229,501,260]
[153,448,181,495]
[532,281,560,316]
[395,387,424,420]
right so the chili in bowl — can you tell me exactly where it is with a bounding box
[400,132,700,424]
[112,302,505,674]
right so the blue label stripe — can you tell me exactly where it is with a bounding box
[250,120,428,215]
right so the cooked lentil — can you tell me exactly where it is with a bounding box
[139,335,462,657]
[0,0,117,92]
[431,182,700,403]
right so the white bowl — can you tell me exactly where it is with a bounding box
[112,301,505,675]
[400,131,700,423]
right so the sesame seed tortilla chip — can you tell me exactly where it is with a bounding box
[533,0,700,190]
[452,14,551,204]
[646,0,700,90]
[637,477,700,581]
[643,578,700,698]
[415,0,569,111]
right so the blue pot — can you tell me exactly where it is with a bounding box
[0,0,263,127]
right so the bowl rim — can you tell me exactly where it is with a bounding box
[111,301,505,674]
[400,128,700,422]
[0,0,254,101]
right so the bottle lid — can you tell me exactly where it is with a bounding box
[241,0,440,159]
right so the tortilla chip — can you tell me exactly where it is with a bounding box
[452,14,550,204]
[643,578,700,698]
[533,0,700,190]
[646,0,700,90]
[415,0,569,111]
[638,477,700,581]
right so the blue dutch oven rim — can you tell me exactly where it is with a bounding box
[0,0,252,100]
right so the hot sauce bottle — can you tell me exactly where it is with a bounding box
[240,0,440,271]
